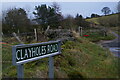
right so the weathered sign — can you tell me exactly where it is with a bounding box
[12,40,61,65]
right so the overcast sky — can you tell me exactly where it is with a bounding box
[1,1,119,18]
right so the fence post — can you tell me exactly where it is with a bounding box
[78,26,82,36]
[80,27,82,36]
[18,29,20,34]
[78,26,80,35]
[1,32,3,36]
[12,32,23,44]
[45,26,50,34]
[34,28,37,41]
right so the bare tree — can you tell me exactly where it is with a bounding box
[51,2,61,14]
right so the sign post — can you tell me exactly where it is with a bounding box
[12,40,61,79]
[17,64,24,78]
[49,56,54,78]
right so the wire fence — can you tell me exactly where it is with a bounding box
[2,31,47,44]
[2,29,74,44]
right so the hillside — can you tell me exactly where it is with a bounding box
[86,13,120,35]
[86,13,119,26]
[2,31,119,78]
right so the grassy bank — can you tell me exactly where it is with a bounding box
[2,34,119,78]
[86,14,118,27]
[85,13,119,36]
[82,30,116,42]
[110,27,120,35]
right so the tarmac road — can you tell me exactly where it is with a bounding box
[101,32,120,58]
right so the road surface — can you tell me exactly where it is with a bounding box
[101,32,120,58]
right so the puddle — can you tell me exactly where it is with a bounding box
[116,49,120,50]
[109,47,120,58]
[109,47,120,52]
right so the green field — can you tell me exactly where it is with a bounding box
[85,13,119,40]
[2,35,119,78]
[86,14,119,26]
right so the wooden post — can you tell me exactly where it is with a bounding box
[78,26,80,35]
[17,29,20,36]
[45,26,50,34]
[18,29,20,34]
[12,32,23,44]
[1,32,3,36]
[34,28,37,41]
[78,26,82,36]
[80,27,82,36]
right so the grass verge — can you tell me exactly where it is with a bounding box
[2,35,119,78]
[82,30,116,42]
